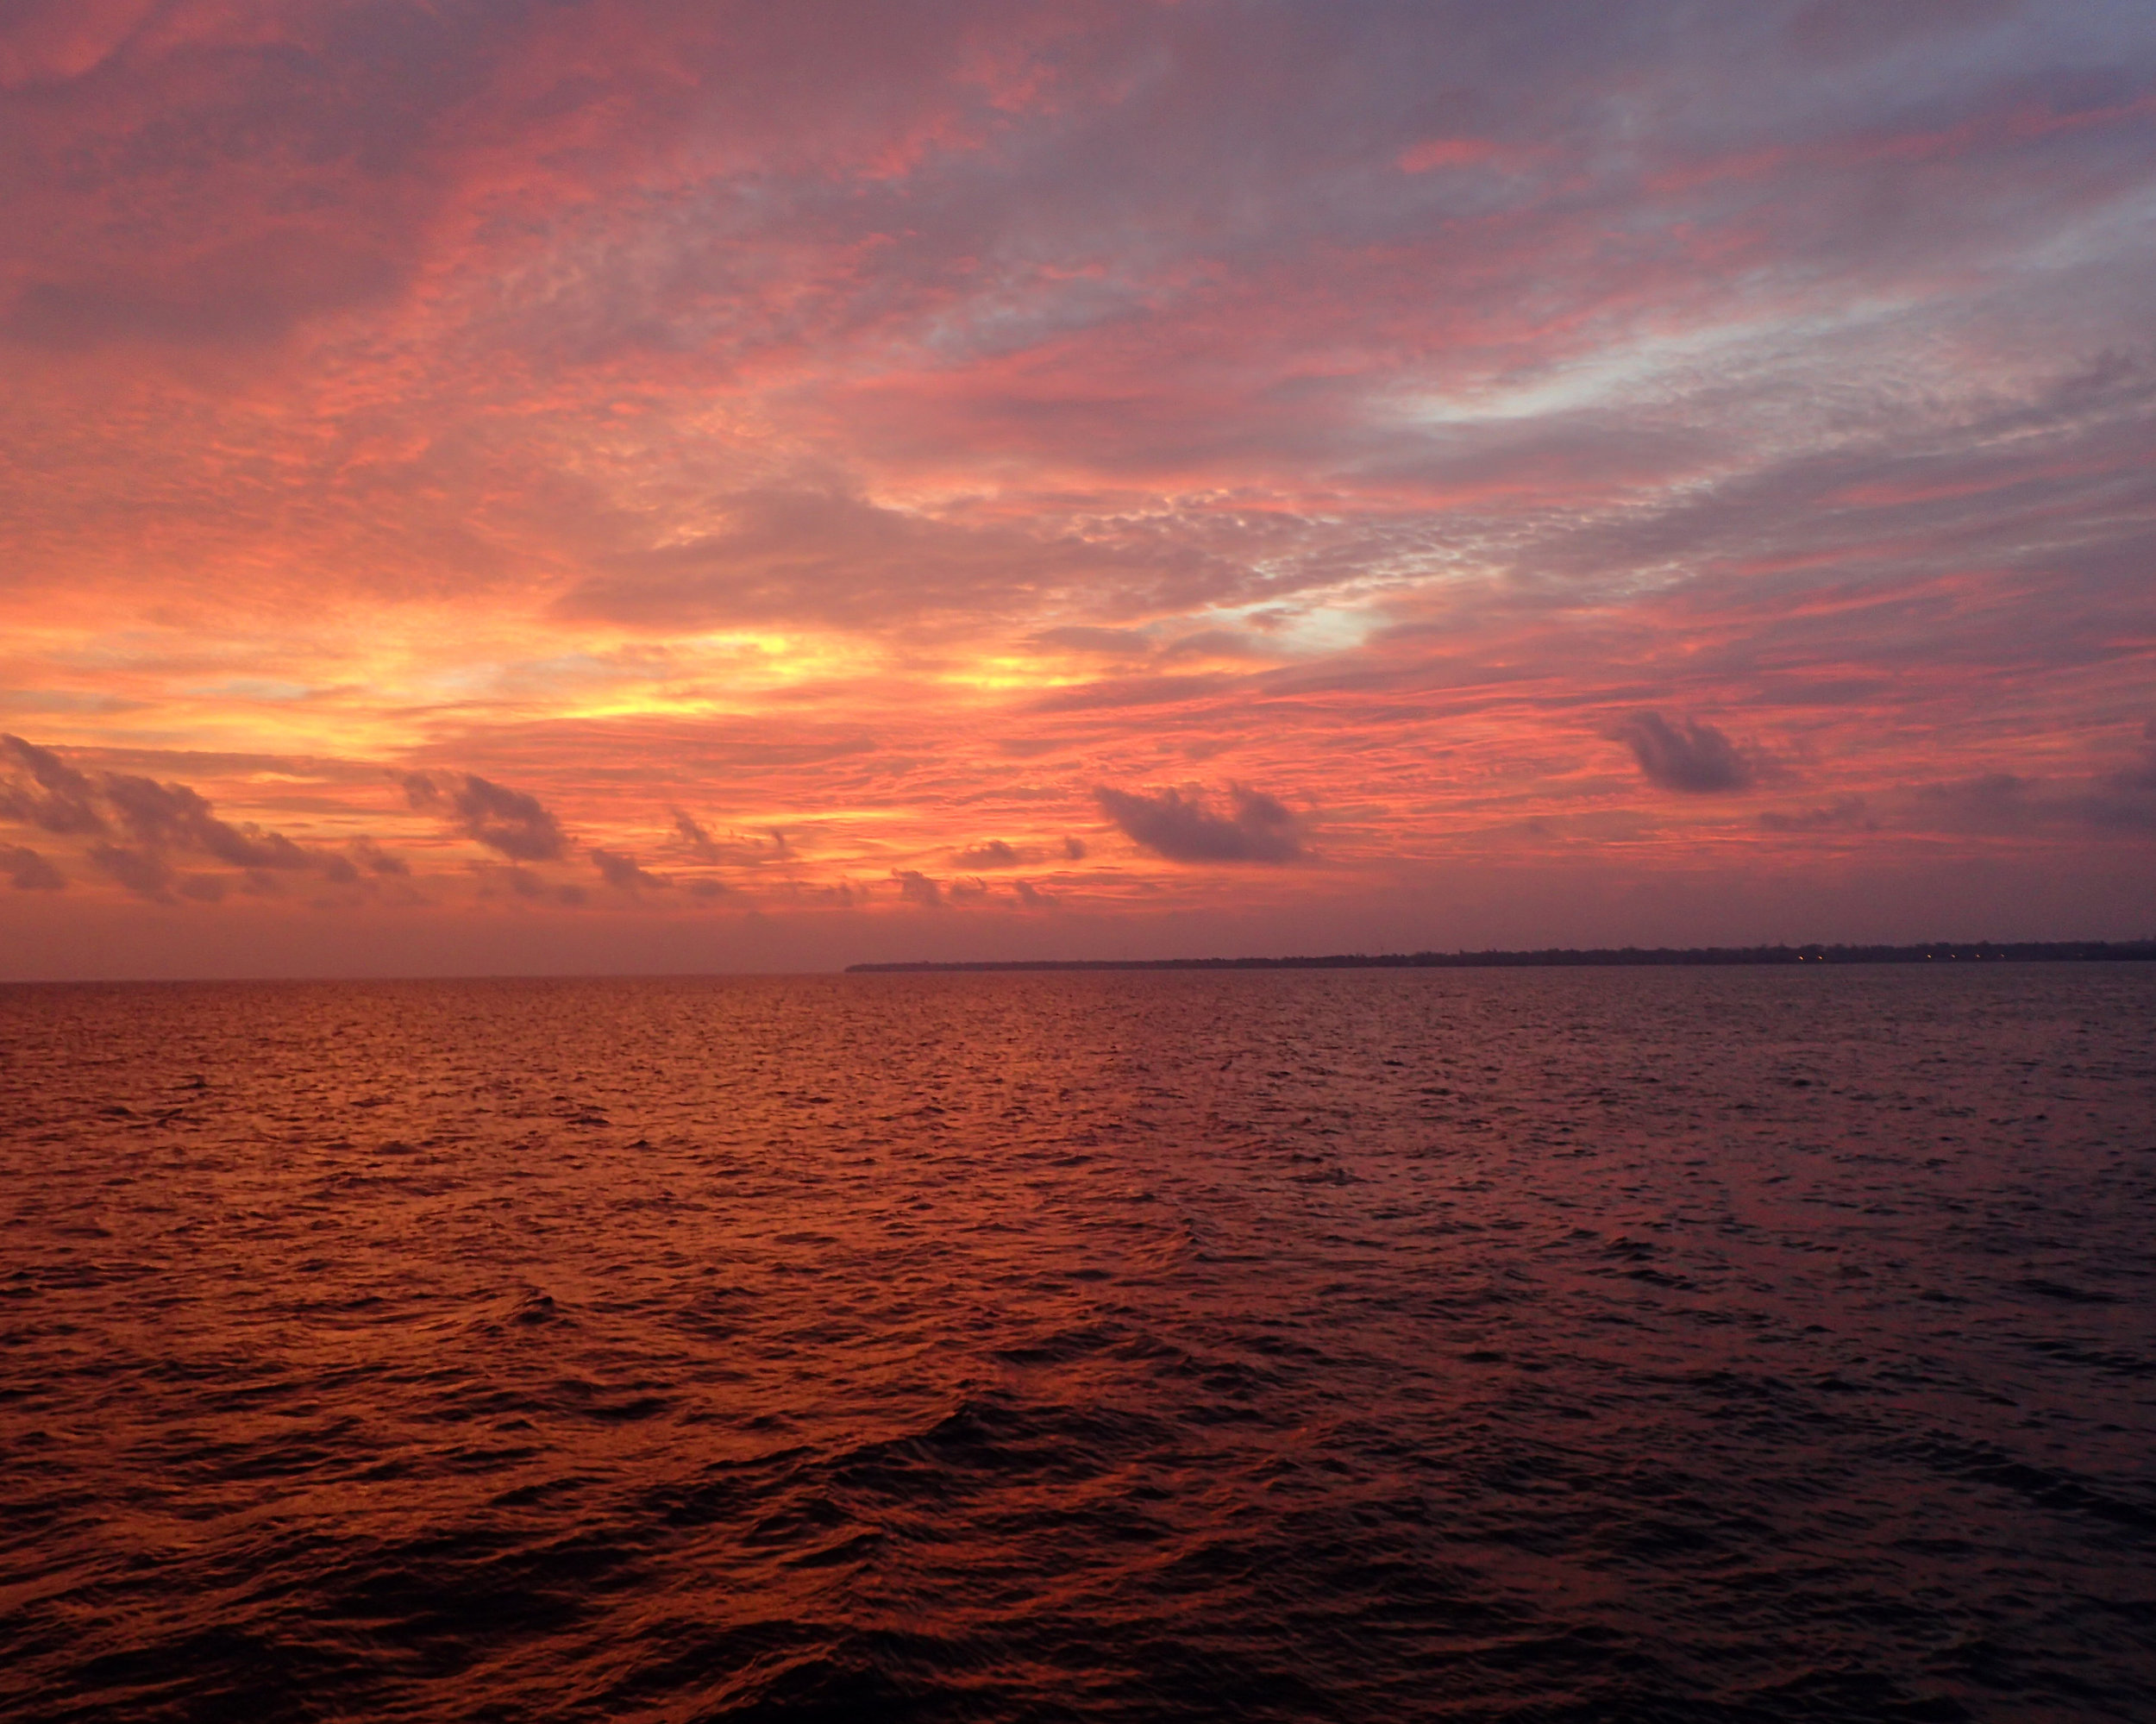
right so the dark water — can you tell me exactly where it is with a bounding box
[2,967,2153,1722]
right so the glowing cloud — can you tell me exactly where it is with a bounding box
[1,1,2152,974]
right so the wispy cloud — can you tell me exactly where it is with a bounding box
[3,1,2153,964]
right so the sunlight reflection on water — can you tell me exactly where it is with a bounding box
[2,966,2152,1721]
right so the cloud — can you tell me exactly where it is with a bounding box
[0,735,104,834]
[88,843,173,900]
[2108,721,2156,793]
[1913,770,2156,836]
[672,809,724,862]
[5,0,2156,958]
[1608,712,1756,793]
[405,772,567,861]
[1031,626,1153,657]
[893,869,943,907]
[1062,836,1087,861]
[101,773,315,868]
[2,844,63,890]
[483,864,586,906]
[952,839,1020,868]
[1094,783,1306,863]
[590,847,667,893]
[348,837,410,877]
[1012,878,1056,908]
[555,489,1178,632]
[1759,795,1877,832]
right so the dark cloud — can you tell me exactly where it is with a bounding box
[590,848,667,892]
[406,772,567,860]
[2107,722,2156,793]
[1759,795,1877,832]
[1785,0,2017,65]
[1608,712,1755,793]
[2,844,63,890]
[1094,783,1305,863]
[671,809,791,869]
[3,740,337,889]
[101,773,315,868]
[672,809,724,862]
[0,735,104,834]
[348,837,410,877]
[1012,879,1056,908]
[952,839,1021,868]
[893,869,943,907]
[1062,836,1087,861]
[1914,770,2156,835]
[5,238,407,352]
[88,843,173,900]
[486,864,586,906]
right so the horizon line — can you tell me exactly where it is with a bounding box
[847,939,2156,974]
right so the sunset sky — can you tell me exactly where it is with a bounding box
[3,0,2153,977]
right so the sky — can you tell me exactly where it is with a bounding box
[3,0,2153,978]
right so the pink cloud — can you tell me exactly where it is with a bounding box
[2,0,2153,971]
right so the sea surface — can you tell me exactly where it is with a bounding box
[2,965,2152,1722]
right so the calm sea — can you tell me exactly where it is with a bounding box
[2,966,2152,1721]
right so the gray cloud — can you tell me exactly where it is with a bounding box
[4,738,367,892]
[405,772,567,861]
[1094,782,1306,863]
[2107,721,2156,793]
[6,237,406,352]
[671,808,793,869]
[348,837,411,877]
[2,844,63,890]
[0,735,105,834]
[1759,795,1877,832]
[1914,770,2156,836]
[952,839,1021,868]
[101,773,315,868]
[88,843,174,900]
[590,847,667,892]
[893,869,943,907]
[672,809,724,862]
[484,864,586,906]
[1608,712,1755,793]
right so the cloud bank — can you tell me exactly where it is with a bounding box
[3,2,2154,968]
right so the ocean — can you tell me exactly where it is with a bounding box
[2,965,2151,1721]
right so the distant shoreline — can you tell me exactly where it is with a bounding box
[848,940,2156,973]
